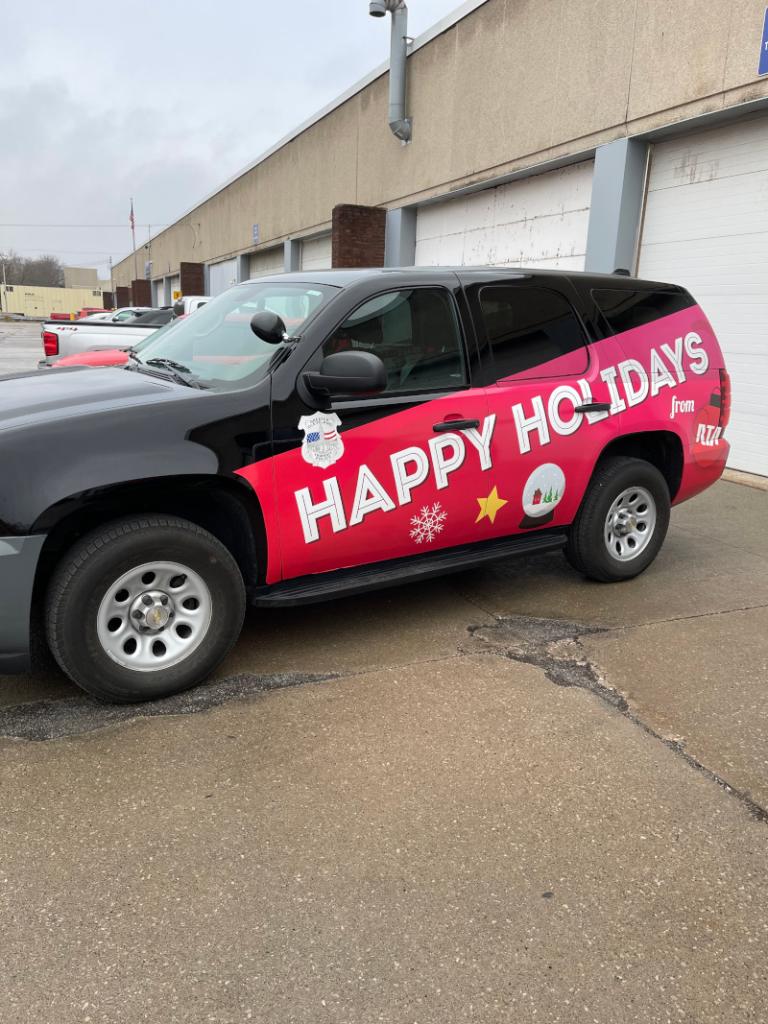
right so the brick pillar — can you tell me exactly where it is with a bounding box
[331,204,386,268]
[115,286,131,307]
[102,291,114,310]
[179,262,205,296]
[131,279,151,306]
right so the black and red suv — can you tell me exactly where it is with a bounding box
[0,268,730,702]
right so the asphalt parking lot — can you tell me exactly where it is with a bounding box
[1,321,767,1022]
[0,318,43,372]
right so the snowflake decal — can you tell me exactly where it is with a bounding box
[409,502,447,544]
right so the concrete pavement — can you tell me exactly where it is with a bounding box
[0,318,44,373]
[0,325,766,1021]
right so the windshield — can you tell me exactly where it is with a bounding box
[131,281,337,388]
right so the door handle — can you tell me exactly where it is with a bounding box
[433,418,480,432]
[575,402,612,413]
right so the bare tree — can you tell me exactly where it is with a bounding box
[0,251,65,287]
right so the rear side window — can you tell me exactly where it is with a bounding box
[593,288,695,335]
[477,285,589,380]
[323,288,467,394]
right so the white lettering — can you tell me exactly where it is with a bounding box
[600,365,627,414]
[461,414,496,471]
[576,379,610,423]
[512,395,551,454]
[684,332,709,375]
[390,446,430,506]
[661,337,686,384]
[349,464,396,526]
[548,385,583,436]
[619,358,649,408]
[649,347,677,396]
[296,478,346,543]
[428,433,466,489]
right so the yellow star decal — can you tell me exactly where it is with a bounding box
[475,485,508,525]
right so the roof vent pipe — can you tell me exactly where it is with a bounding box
[369,0,412,143]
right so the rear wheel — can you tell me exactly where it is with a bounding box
[565,457,670,582]
[46,515,245,702]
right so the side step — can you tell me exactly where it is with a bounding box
[251,532,567,608]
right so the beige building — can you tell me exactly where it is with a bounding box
[114,0,768,475]
[63,266,100,289]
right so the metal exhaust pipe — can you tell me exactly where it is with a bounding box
[368,0,412,143]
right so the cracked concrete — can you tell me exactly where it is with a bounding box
[0,479,766,1023]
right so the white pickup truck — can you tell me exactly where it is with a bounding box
[40,296,209,365]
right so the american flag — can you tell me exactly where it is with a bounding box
[306,431,321,442]
[129,199,135,231]
[323,429,337,440]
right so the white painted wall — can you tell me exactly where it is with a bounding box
[300,234,332,271]
[639,115,768,477]
[415,161,594,270]
[249,246,284,278]
[208,258,238,296]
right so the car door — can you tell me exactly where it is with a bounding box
[463,275,622,536]
[271,276,495,581]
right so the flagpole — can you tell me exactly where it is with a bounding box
[130,197,138,281]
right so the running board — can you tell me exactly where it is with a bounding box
[251,532,567,608]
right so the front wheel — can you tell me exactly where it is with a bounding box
[565,457,671,582]
[46,515,246,703]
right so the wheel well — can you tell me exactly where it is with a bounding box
[33,476,267,603]
[597,431,684,499]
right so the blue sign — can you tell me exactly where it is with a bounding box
[252,223,260,244]
[760,8,768,75]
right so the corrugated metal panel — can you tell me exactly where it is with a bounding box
[249,247,284,278]
[208,258,238,296]
[639,116,768,476]
[415,161,594,270]
[300,235,332,271]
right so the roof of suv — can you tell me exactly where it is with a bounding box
[241,267,676,289]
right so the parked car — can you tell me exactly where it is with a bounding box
[76,307,109,319]
[0,268,730,702]
[39,315,166,364]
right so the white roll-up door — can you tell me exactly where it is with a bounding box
[415,161,594,270]
[638,115,768,476]
[249,247,284,278]
[152,280,165,306]
[168,275,181,300]
[208,258,238,297]
[300,234,332,271]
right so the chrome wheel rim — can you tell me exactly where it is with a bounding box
[96,561,212,672]
[604,486,657,562]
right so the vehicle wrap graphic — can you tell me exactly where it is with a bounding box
[236,305,728,584]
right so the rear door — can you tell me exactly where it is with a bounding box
[464,274,622,536]
[271,275,495,581]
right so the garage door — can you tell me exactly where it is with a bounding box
[249,246,284,278]
[415,161,594,270]
[208,258,238,296]
[152,279,165,306]
[300,234,332,271]
[638,116,768,477]
[168,275,180,300]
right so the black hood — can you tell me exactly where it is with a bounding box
[0,367,178,434]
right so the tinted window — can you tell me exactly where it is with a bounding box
[593,288,695,335]
[478,285,588,380]
[323,288,466,394]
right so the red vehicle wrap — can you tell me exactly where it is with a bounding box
[237,303,728,585]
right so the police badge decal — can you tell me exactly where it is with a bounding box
[298,412,344,468]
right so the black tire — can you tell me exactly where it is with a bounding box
[565,457,670,583]
[45,515,246,703]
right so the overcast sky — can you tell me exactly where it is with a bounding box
[0,0,464,279]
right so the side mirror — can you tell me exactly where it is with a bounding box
[172,298,185,317]
[303,350,387,398]
[250,310,286,344]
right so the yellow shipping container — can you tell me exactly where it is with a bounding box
[0,284,105,318]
